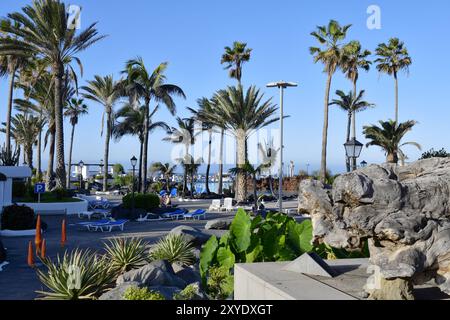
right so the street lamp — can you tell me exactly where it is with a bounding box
[344,138,364,171]
[78,160,84,191]
[360,160,368,168]
[130,156,137,216]
[266,81,298,214]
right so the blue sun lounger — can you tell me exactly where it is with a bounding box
[87,219,129,232]
[162,209,187,220]
[184,209,207,220]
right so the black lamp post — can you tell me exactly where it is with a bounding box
[344,138,363,171]
[78,160,84,191]
[130,156,137,215]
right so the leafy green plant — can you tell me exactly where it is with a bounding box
[420,148,450,160]
[122,193,160,211]
[123,286,165,300]
[173,283,202,300]
[206,266,234,300]
[149,234,196,266]
[104,238,149,275]
[36,249,115,300]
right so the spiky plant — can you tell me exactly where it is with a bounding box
[149,234,196,266]
[104,238,149,275]
[36,249,115,300]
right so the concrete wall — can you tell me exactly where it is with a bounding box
[17,199,88,215]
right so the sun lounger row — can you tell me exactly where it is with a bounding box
[138,209,207,222]
[209,198,252,212]
[76,219,128,232]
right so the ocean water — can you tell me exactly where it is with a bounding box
[194,181,232,194]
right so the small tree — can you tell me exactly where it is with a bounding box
[420,148,450,160]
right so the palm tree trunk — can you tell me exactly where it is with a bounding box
[66,124,76,189]
[320,71,333,184]
[103,111,111,192]
[138,139,143,193]
[141,100,150,193]
[236,131,247,203]
[345,112,351,173]
[182,145,189,198]
[205,130,212,194]
[5,68,16,157]
[387,152,398,164]
[53,63,66,189]
[26,145,33,169]
[253,173,257,210]
[46,132,55,190]
[218,128,225,195]
[351,80,358,171]
[394,72,399,124]
[37,127,42,180]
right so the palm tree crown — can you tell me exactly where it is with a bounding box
[220,41,252,84]
[375,38,412,77]
[341,40,371,90]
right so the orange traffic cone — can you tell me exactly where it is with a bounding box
[35,215,42,255]
[61,219,67,248]
[40,239,46,259]
[27,241,34,267]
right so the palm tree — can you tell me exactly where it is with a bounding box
[64,98,88,188]
[363,120,421,164]
[330,90,375,171]
[113,104,171,191]
[341,41,371,95]
[150,162,177,192]
[0,0,105,188]
[310,20,351,183]
[6,114,42,169]
[82,75,120,192]
[375,38,412,123]
[220,41,252,85]
[229,161,267,209]
[122,58,185,193]
[164,117,196,197]
[213,85,278,203]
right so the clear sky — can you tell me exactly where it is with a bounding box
[1,0,449,174]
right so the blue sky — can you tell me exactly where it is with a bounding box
[1,0,449,174]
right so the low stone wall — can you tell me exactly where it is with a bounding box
[17,198,88,215]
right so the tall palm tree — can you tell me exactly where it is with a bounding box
[330,90,375,171]
[64,98,88,188]
[0,0,105,188]
[164,117,196,197]
[375,38,412,123]
[5,114,42,169]
[229,161,266,209]
[310,20,351,184]
[363,120,421,164]
[123,58,185,193]
[113,104,171,192]
[82,75,120,192]
[150,162,177,192]
[213,85,278,203]
[220,41,252,85]
[341,41,371,95]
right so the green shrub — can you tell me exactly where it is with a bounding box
[206,267,234,300]
[123,286,165,300]
[149,234,196,266]
[173,283,202,300]
[104,238,149,276]
[122,193,160,211]
[12,180,28,198]
[36,249,115,300]
[52,188,67,200]
[1,204,35,230]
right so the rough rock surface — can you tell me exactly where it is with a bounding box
[298,158,450,300]
[169,226,211,246]
[116,260,186,289]
[205,219,232,230]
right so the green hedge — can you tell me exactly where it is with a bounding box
[122,193,160,211]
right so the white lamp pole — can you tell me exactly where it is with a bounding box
[266,81,298,214]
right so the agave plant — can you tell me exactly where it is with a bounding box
[36,249,115,300]
[104,238,149,275]
[149,234,196,266]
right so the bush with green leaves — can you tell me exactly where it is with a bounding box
[149,234,196,266]
[36,249,115,300]
[1,204,35,230]
[104,238,149,276]
[420,148,450,160]
[206,266,234,300]
[173,283,202,300]
[122,193,160,211]
[123,286,165,300]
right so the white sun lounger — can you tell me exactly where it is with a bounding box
[209,199,222,212]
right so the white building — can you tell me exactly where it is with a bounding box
[0,166,32,210]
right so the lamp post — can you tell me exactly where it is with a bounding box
[78,160,84,192]
[360,160,368,168]
[344,138,364,171]
[267,81,298,214]
[130,156,137,216]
